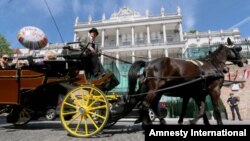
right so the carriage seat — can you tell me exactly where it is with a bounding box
[61,47,89,60]
[43,60,73,77]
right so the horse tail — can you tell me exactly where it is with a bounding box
[128,60,146,96]
[113,60,146,120]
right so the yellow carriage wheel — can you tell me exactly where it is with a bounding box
[60,85,109,137]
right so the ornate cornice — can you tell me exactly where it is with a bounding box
[110,7,140,20]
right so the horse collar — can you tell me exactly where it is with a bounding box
[186,59,204,66]
[186,59,205,76]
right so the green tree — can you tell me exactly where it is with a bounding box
[0,34,13,56]
[188,29,197,34]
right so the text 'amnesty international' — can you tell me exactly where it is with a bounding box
[148,129,246,138]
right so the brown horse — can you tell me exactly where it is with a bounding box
[128,38,245,126]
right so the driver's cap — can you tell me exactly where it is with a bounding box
[89,28,99,36]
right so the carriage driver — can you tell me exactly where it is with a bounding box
[79,27,105,78]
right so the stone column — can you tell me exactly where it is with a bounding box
[116,52,119,68]
[162,24,167,43]
[116,28,120,47]
[148,50,151,61]
[73,33,77,48]
[131,27,135,46]
[179,22,183,41]
[100,54,104,64]
[164,49,168,57]
[73,17,79,48]
[101,29,105,48]
[147,25,151,44]
[132,51,135,63]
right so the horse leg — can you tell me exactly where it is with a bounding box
[196,96,210,125]
[141,100,152,129]
[140,87,159,127]
[178,97,190,125]
[134,84,148,124]
[188,98,206,125]
[134,104,143,124]
[202,112,210,125]
[134,115,143,124]
[150,94,166,125]
[210,93,223,125]
[134,100,143,124]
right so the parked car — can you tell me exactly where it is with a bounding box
[126,101,168,121]
[45,108,57,120]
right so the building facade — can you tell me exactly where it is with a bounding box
[15,6,250,119]
[16,7,248,93]
[72,6,245,92]
[72,7,250,120]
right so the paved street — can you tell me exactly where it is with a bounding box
[0,115,250,141]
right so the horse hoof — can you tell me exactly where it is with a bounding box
[141,120,153,129]
[183,120,191,125]
[218,121,223,125]
[160,119,166,125]
[178,120,183,125]
[204,122,210,125]
[189,120,196,125]
[141,124,145,129]
[178,122,183,125]
[134,119,142,124]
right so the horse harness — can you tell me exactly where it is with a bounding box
[131,55,231,97]
[132,60,210,97]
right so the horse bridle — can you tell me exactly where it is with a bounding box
[229,46,242,65]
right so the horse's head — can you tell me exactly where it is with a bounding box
[226,38,246,67]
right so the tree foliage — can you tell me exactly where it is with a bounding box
[0,34,13,56]
[188,29,197,34]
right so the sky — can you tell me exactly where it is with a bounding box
[0,0,250,49]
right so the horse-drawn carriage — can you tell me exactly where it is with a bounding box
[0,38,247,137]
[0,44,138,137]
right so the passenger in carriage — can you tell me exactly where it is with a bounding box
[27,50,57,69]
[79,27,105,78]
[16,60,29,68]
[0,54,18,69]
[42,50,57,61]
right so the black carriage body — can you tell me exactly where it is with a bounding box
[0,48,88,105]
[0,60,79,112]
[0,47,119,120]
[0,47,123,137]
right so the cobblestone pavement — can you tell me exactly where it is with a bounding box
[0,116,250,141]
